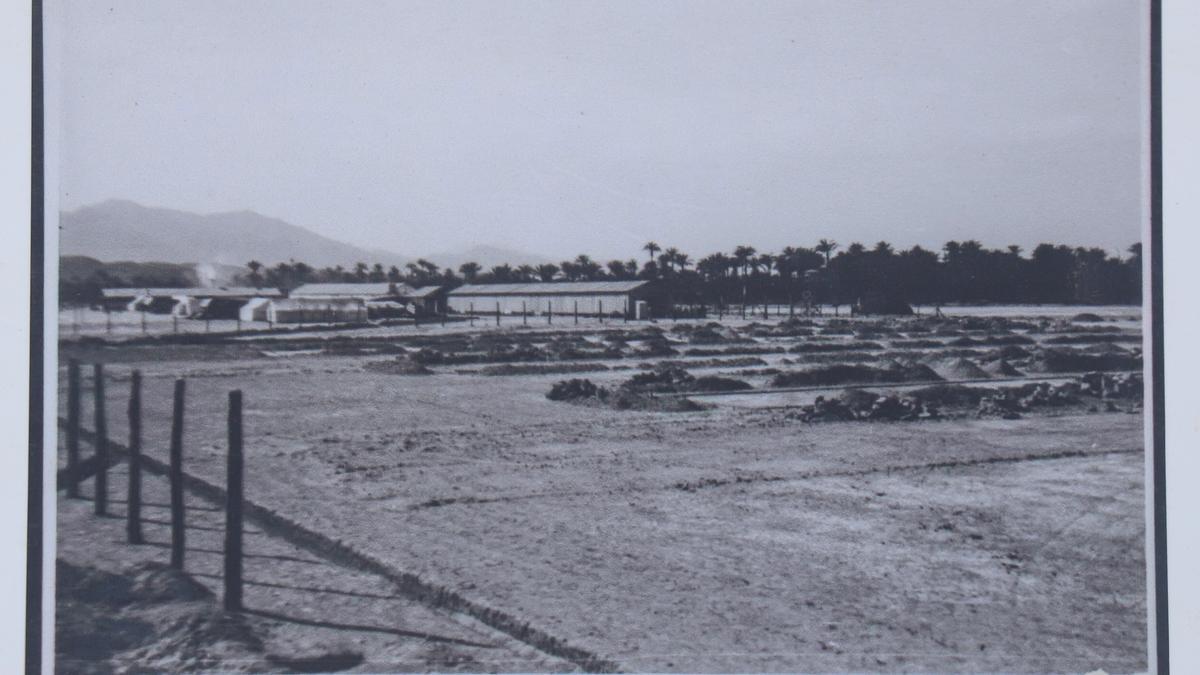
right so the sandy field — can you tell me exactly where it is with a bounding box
[56,309,1147,672]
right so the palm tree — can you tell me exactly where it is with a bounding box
[535,263,560,282]
[458,261,481,282]
[353,262,369,281]
[417,259,440,278]
[489,264,514,282]
[662,247,682,272]
[815,239,838,267]
[574,254,602,280]
[246,260,264,287]
[733,245,756,277]
[516,264,536,282]
[643,241,661,262]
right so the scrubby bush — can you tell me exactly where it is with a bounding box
[546,378,605,402]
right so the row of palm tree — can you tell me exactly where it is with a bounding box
[233,238,1141,307]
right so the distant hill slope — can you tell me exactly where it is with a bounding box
[59,200,406,268]
[60,256,248,287]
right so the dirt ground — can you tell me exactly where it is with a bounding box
[56,462,576,673]
[55,310,1148,672]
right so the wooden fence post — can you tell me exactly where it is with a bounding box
[66,359,81,498]
[127,370,143,544]
[547,301,552,324]
[140,311,147,334]
[93,364,108,515]
[224,390,244,611]
[105,309,112,334]
[496,302,501,326]
[598,300,603,324]
[522,301,527,325]
[169,379,186,569]
[574,300,578,325]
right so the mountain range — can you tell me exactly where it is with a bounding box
[59,200,549,272]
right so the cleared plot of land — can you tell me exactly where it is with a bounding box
[57,311,1146,672]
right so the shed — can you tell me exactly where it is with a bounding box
[405,285,446,315]
[446,280,659,317]
[267,297,368,324]
[239,297,272,322]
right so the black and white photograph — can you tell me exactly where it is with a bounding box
[32,0,1170,672]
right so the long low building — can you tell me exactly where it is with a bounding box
[446,280,661,317]
[100,287,282,315]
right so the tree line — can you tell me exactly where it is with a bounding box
[60,239,1142,309]
[235,239,1141,307]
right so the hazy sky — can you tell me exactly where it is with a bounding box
[54,0,1149,261]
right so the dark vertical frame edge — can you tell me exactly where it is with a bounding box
[1150,0,1168,672]
[27,0,45,672]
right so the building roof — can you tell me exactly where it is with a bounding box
[272,296,365,308]
[405,285,444,298]
[101,287,282,299]
[449,280,650,296]
[290,282,414,298]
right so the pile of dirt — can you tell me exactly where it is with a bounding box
[545,376,711,412]
[1080,371,1144,400]
[905,384,996,408]
[619,365,753,394]
[56,560,277,673]
[363,357,434,375]
[647,356,767,370]
[928,357,991,381]
[408,348,450,365]
[684,345,786,357]
[546,378,606,402]
[690,376,754,392]
[1083,342,1131,354]
[1045,333,1140,345]
[890,339,944,349]
[770,362,941,388]
[982,359,1023,377]
[1072,312,1106,322]
[790,341,884,354]
[976,382,1082,419]
[605,390,710,412]
[947,335,1036,347]
[480,362,611,376]
[685,325,746,344]
[751,321,814,338]
[487,344,551,362]
[623,365,697,393]
[1022,348,1142,374]
[635,337,679,357]
[790,388,938,423]
[988,345,1032,361]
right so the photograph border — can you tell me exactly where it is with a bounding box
[21,1,1173,672]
